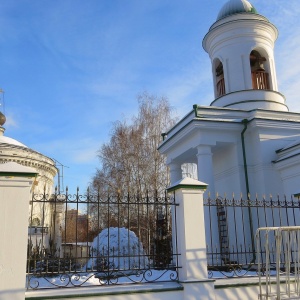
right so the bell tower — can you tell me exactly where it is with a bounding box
[203,0,288,111]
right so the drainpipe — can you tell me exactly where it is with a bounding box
[161,133,167,141]
[241,119,250,194]
[193,104,199,117]
[241,119,256,261]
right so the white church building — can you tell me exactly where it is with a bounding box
[159,0,300,200]
[0,110,60,251]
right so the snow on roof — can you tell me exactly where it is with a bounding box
[217,0,258,21]
[0,161,36,174]
[168,177,208,192]
[0,135,27,148]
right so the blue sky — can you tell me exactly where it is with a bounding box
[0,0,300,192]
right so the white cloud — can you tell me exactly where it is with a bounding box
[31,136,100,165]
[4,114,18,128]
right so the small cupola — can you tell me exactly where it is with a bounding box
[217,0,257,21]
[203,0,288,112]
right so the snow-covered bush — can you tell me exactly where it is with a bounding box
[85,227,149,271]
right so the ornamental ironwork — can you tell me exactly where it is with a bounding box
[204,195,300,278]
[26,188,179,289]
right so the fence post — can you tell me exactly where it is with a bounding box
[51,201,64,258]
[168,177,215,300]
[0,162,37,300]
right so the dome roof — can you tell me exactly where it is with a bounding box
[0,112,5,126]
[0,112,27,148]
[0,135,27,148]
[217,0,258,21]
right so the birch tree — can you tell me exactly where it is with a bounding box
[91,93,177,196]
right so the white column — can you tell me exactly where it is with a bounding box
[169,162,182,185]
[52,202,64,258]
[196,145,215,197]
[168,178,215,300]
[0,162,37,300]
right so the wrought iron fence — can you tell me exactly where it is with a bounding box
[204,195,300,278]
[27,188,179,289]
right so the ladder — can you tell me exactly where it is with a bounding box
[216,199,230,264]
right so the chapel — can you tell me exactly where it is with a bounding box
[159,0,300,199]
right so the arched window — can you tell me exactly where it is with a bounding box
[215,60,226,97]
[250,50,270,90]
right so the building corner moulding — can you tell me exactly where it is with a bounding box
[167,177,208,193]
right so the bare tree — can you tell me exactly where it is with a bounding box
[91,93,177,196]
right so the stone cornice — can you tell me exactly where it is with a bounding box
[273,153,300,170]
[0,142,56,164]
[209,14,270,31]
[158,118,242,154]
[162,106,300,142]
[247,118,300,131]
[203,16,277,53]
[0,157,57,177]
[0,143,57,175]
[158,105,300,156]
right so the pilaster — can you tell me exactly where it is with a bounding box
[0,162,37,300]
